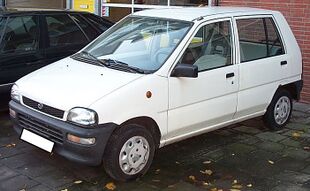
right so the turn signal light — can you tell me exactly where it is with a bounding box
[67,134,95,145]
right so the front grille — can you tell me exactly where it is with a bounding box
[22,97,64,119]
[18,114,63,144]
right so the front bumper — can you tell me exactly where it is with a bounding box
[9,101,117,166]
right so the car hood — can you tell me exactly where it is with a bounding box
[17,57,143,111]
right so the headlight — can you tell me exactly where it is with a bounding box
[67,107,98,126]
[11,84,21,103]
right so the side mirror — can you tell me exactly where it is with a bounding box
[171,64,198,78]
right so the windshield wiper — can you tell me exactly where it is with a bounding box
[103,59,145,74]
[80,51,110,67]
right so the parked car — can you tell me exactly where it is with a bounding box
[9,7,303,181]
[0,8,113,108]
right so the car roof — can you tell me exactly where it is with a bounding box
[0,7,89,16]
[134,6,276,21]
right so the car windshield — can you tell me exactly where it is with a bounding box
[83,16,192,72]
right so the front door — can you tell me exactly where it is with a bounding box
[0,15,42,107]
[167,18,238,140]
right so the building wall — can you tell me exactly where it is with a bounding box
[6,0,66,9]
[220,0,310,103]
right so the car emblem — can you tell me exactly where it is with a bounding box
[37,103,44,110]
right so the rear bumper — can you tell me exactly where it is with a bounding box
[9,101,117,166]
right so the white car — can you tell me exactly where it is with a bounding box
[9,7,303,181]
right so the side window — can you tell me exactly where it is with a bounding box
[237,17,284,63]
[0,17,6,40]
[179,20,232,72]
[70,14,98,41]
[83,14,110,31]
[265,18,285,57]
[45,14,88,48]
[0,16,39,53]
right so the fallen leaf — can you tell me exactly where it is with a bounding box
[232,184,242,189]
[200,169,213,175]
[292,132,301,138]
[5,143,16,148]
[303,146,310,151]
[203,160,212,164]
[189,175,196,181]
[230,189,240,191]
[167,185,175,188]
[155,169,161,173]
[74,180,82,184]
[152,179,160,182]
[61,189,68,191]
[202,181,209,186]
[247,183,253,187]
[232,179,238,184]
[231,153,235,156]
[175,161,180,164]
[210,188,217,191]
[19,189,26,191]
[268,160,274,165]
[105,182,116,190]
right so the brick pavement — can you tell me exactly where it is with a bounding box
[0,102,309,191]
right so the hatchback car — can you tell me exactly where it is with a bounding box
[9,7,302,181]
[0,8,113,108]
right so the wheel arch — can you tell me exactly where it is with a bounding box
[118,116,162,148]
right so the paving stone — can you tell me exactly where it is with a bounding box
[281,148,310,160]
[16,160,56,178]
[2,152,42,169]
[238,136,262,145]
[280,138,301,147]
[293,102,310,113]
[275,157,308,172]
[257,141,285,153]
[256,132,287,142]
[0,165,18,181]
[286,123,310,131]
[204,148,225,161]
[35,170,76,188]
[233,125,262,134]
[224,143,256,156]
[0,175,39,191]
[271,184,309,191]
[273,170,310,185]
[28,184,52,191]
[302,165,310,174]
[162,181,206,191]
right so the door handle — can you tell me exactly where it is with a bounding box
[226,72,235,78]
[281,61,287,65]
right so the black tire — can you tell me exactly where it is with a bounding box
[263,89,292,130]
[103,124,155,181]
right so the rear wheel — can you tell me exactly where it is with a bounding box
[103,124,155,181]
[263,89,292,130]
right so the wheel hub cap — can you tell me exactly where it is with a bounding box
[119,136,149,175]
[274,96,291,125]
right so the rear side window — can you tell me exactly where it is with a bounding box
[0,16,39,53]
[237,17,284,63]
[70,14,98,41]
[45,14,88,48]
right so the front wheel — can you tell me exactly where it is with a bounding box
[263,89,292,130]
[103,124,155,181]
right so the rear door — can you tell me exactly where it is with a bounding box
[42,13,89,64]
[0,15,42,107]
[233,16,288,118]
